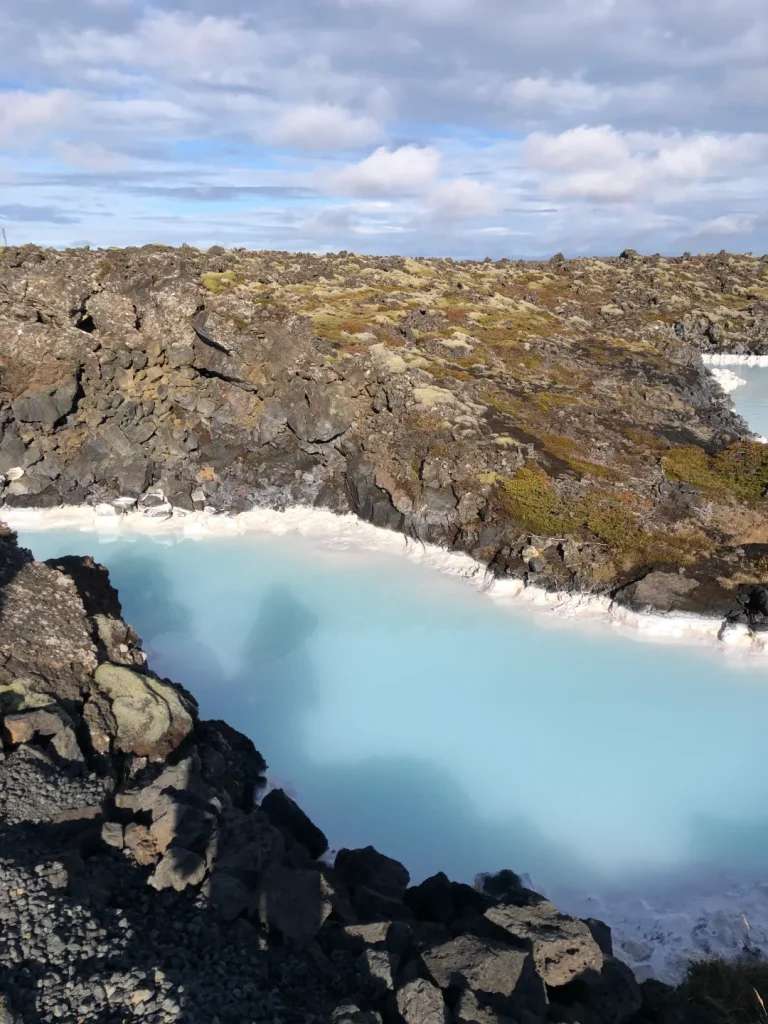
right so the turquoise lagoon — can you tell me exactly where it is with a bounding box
[727,364,768,438]
[14,517,768,977]
[17,524,768,883]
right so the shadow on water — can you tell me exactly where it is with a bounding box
[209,582,597,890]
[94,551,594,890]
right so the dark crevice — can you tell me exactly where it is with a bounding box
[71,294,96,334]
[194,366,258,393]
[74,313,95,333]
[192,310,232,355]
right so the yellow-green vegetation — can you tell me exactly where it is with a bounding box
[679,957,768,1024]
[541,434,620,479]
[201,270,239,293]
[663,442,768,503]
[493,466,709,568]
[498,466,570,535]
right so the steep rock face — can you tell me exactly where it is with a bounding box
[0,525,654,1023]
[1,245,768,621]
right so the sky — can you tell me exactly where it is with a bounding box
[1,0,766,258]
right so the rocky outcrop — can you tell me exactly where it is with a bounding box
[2,246,768,626]
[0,524,663,1023]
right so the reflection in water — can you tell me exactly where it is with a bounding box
[22,527,768,907]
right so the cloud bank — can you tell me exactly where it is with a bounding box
[0,0,765,256]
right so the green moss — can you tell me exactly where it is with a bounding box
[490,467,709,565]
[497,466,574,535]
[533,391,580,414]
[679,957,768,1024]
[582,492,643,552]
[663,442,768,503]
[541,434,619,480]
[201,270,238,293]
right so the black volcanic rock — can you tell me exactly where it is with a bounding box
[262,786,329,859]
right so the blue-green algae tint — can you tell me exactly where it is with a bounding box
[18,528,768,903]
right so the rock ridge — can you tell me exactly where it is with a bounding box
[2,245,768,628]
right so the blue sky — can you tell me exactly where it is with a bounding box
[1,0,766,257]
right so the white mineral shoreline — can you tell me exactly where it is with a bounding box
[703,352,768,367]
[2,502,765,659]
[709,366,747,393]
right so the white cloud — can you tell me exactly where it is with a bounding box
[503,76,607,113]
[270,104,382,151]
[332,145,441,195]
[427,178,498,218]
[335,0,474,19]
[524,125,631,173]
[695,214,759,236]
[0,90,76,144]
[524,124,768,203]
[40,10,274,87]
[2,0,766,256]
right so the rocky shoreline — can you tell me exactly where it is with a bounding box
[2,245,768,630]
[0,522,662,1024]
[4,503,766,656]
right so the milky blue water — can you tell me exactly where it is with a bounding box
[728,365,768,438]
[17,527,768,905]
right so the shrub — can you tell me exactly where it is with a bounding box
[662,443,768,503]
[680,956,768,1024]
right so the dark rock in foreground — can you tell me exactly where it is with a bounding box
[0,524,656,1023]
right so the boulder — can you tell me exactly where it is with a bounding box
[100,821,124,849]
[2,706,84,763]
[335,845,411,919]
[332,1006,382,1024]
[404,872,487,924]
[286,383,355,443]
[260,865,334,944]
[335,846,410,900]
[124,822,159,866]
[453,989,513,1024]
[395,978,448,1024]
[549,957,642,1024]
[148,847,207,891]
[338,920,412,956]
[12,373,79,427]
[421,935,543,1013]
[91,663,194,760]
[614,572,699,614]
[261,787,328,859]
[358,947,399,992]
[484,900,604,987]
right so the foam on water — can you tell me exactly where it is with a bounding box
[6,504,768,982]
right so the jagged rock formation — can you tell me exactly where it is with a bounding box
[0,525,655,1024]
[1,245,768,621]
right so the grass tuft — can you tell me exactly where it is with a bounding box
[681,957,768,1024]
[662,443,768,503]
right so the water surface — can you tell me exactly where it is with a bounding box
[18,525,768,913]
[727,364,768,437]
